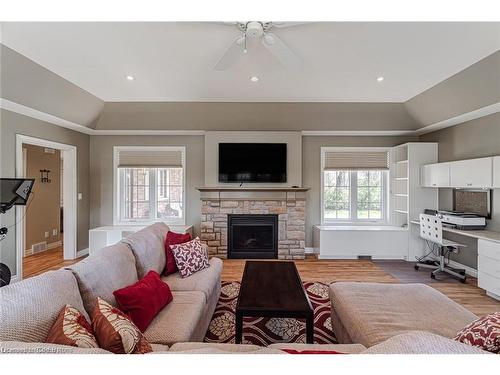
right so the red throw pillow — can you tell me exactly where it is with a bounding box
[171,237,210,278]
[113,271,173,332]
[164,231,192,275]
[92,297,152,354]
[281,349,345,354]
[454,312,500,353]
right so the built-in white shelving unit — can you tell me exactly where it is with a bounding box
[390,143,439,260]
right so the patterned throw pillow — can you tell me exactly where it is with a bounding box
[46,305,99,348]
[91,297,152,354]
[170,237,210,278]
[454,312,500,353]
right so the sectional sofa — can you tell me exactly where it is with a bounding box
[0,223,491,354]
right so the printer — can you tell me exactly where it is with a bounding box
[437,211,487,230]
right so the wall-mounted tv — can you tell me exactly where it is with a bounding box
[218,143,287,183]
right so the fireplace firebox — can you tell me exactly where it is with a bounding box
[227,214,278,259]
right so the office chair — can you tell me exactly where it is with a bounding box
[414,213,467,283]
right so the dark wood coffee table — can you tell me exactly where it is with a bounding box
[235,261,314,344]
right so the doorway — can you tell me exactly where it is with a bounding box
[15,135,77,280]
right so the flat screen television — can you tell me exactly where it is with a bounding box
[218,143,287,183]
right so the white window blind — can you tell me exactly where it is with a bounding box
[117,148,184,168]
[324,151,389,170]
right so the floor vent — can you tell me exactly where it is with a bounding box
[32,241,48,254]
[358,255,372,260]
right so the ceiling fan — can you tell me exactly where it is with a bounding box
[214,21,307,71]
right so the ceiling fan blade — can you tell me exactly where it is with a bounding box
[270,22,310,29]
[214,36,246,71]
[262,33,302,69]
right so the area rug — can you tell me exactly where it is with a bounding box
[204,281,337,346]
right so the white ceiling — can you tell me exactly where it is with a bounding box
[2,22,500,102]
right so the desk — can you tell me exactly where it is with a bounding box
[411,220,500,300]
[410,221,500,244]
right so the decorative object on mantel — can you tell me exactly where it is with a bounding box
[39,169,51,183]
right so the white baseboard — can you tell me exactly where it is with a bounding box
[76,248,89,258]
[318,254,406,260]
[47,240,63,250]
[447,259,478,278]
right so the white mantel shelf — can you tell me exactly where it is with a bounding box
[197,187,310,192]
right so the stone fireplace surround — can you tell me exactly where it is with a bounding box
[198,188,308,260]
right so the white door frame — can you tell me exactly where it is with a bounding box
[15,134,78,280]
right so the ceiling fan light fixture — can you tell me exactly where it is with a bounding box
[125,75,135,81]
[250,76,259,82]
[377,76,385,82]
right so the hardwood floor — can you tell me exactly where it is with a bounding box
[23,246,78,278]
[22,252,499,317]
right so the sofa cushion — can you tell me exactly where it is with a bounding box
[46,305,98,348]
[0,341,111,354]
[144,291,206,346]
[268,342,367,354]
[67,242,138,315]
[92,297,152,354]
[113,270,173,332]
[171,237,209,278]
[329,282,478,347]
[454,311,500,353]
[161,257,222,302]
[122,222,169,278]
[0,269,89,343]
[168,342,283,354]
[164,231,191,275]
[361,331,490,354]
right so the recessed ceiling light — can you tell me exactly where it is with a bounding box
[125,75,135,81]
[377,76,384,82]
[250,76,259,82]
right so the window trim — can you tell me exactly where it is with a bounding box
[320,147,390,225]
[113,146,186,226]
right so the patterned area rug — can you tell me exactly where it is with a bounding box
[204,281,337,346]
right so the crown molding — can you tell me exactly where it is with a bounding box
[301,130,415,136]
[2,98,498,137]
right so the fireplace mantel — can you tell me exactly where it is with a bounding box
[197,187,310,192]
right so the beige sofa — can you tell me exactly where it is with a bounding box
[0,222,221,350]
[0,223,490,354]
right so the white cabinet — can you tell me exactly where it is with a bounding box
[478,239,500,300]
[421,163,450,187]
[493,156,500,188]
[449,157,492,188]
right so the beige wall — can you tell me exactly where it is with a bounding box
[96,102,418,131]
[420,112,500,268]
[406,51,500,127]
[0,44,104,128]
[23,144,61,252]
[204,131,302,187]
[302,135,419,247]
[0,109,91,277]
[89,135,205,235]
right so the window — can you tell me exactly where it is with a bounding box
[114,146,185,225]
[321,148,388,223]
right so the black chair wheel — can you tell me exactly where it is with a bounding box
[460,277,466,284]
[414,265,419,271]
[430,273,436,280]
[459,270,466,276]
